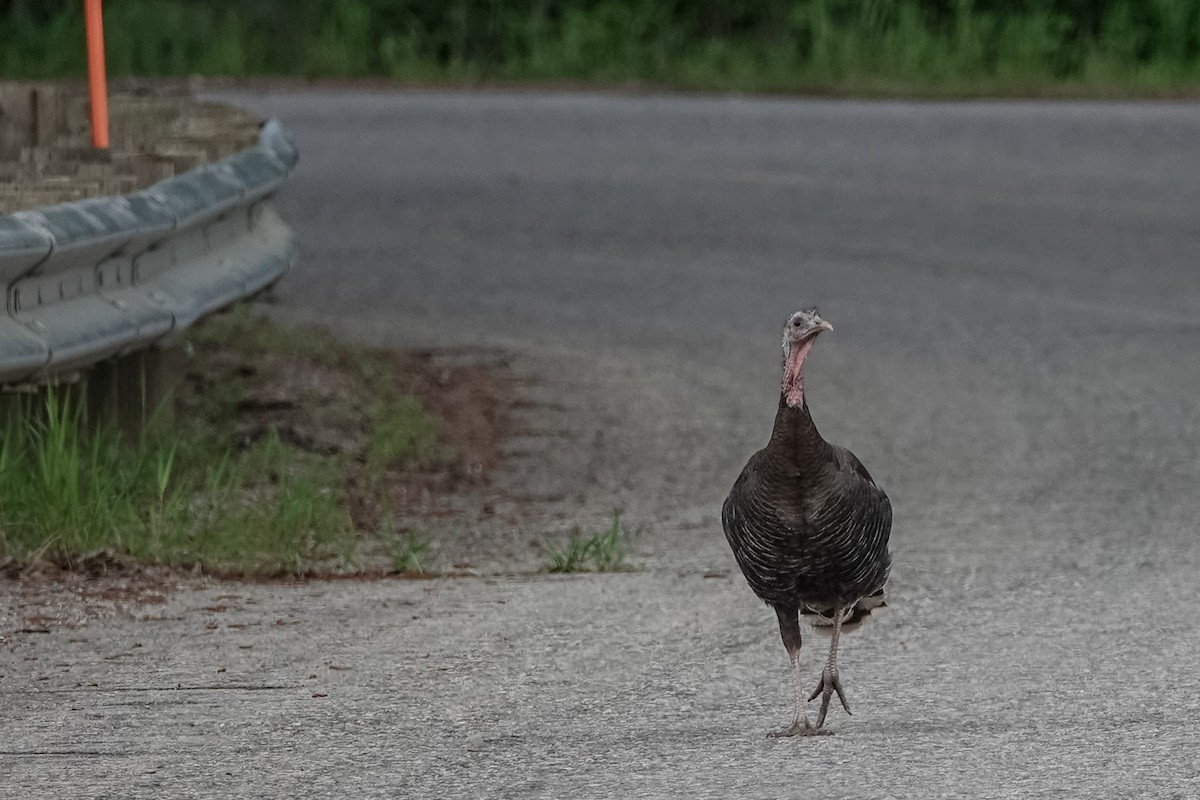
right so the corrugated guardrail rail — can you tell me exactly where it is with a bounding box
[0,118,298,385]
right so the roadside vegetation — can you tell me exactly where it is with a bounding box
[2,0,1199,95]
[544,511,631,573]
[390,532,433,574]
[0,308,440,576]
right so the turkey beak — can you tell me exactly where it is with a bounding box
[808,318,833,338]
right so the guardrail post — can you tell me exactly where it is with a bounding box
[115,351,147,438]
[0,389,22,429]
[85,359,120,432]
[144,346,182,432]
[104,346,183,438]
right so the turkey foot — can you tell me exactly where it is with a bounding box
[808,666,851,728]
[767,718,831,738]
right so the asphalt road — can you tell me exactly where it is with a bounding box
[4,89,1200,798]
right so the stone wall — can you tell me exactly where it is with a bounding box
[0,82,261,214]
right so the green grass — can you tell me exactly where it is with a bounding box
[165,427,356,575]
[390,531,433,574]
[3,0,1200,95]
[0,388,356,575]
[544,511,631,573]
[0,310,442,576]
[366,395,439,477]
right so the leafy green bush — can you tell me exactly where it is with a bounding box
[2,0,1199,92]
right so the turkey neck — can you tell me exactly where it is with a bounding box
[767,395,833,479]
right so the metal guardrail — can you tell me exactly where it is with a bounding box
[0,118,298,385]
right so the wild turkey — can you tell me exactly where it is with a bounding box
[722,309,892,736]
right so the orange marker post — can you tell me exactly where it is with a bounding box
[84,0,109,148]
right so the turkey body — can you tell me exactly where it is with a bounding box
[721,308,892,735]
[722,396,892,623]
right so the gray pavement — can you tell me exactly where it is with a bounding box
[3,89,1200,797]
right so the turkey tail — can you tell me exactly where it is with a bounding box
[802,588,887,634]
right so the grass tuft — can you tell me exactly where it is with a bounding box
[544,511,631,574]
[543,535,594,574]
[390,532,433,574]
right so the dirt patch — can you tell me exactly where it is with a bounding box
[1,563,185,634]
[342,349,517,532]
[183,337,525,543]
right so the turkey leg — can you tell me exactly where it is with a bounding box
[809,606,852,728]
[767,606,827,737]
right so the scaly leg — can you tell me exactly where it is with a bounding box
[767,605,827,737]
[808,606,852,728]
